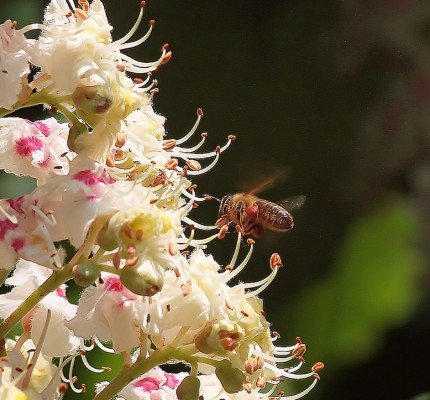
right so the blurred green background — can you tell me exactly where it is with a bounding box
[1,0,430,399]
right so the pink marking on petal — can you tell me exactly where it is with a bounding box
[6,196,25,213]
[0,219,17,240]
[15,136,44,157]
[133,377,160,392]
[56,287,67,299]
[11,238,24,251]
[104,276,124,292]
[164,373,180,389]
[33,121,51,137]
[38,156,52,169]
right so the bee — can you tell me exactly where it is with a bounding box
[216,176,305,237]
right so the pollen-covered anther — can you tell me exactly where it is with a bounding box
[75,8,88,20]
[115,133,126,148]
[165,158,178,170]
[245,356,264,375]
[181,279,192,296]
[218,224,229,239]
[149,19,156,26]
[187,160,201,171]
[215,145,221,154]
[246,238,255,245]
[121,223,133,239]
[296,336,303,344]
[181,165,189,177]
[161,51,172,65]
[235,225,244,234]
[168,242,177,256]
[58,382,68,394]
[106,154,115,167]
[174,267,180,278]
[162,139,177,151]
[224,264,233,271]
[291,343,307,359]
[102,366,112,372]
[270,253,283,269]
[243,382,253,394]
[192,202,198,209]
[312,362,325,372]
[228,134,237,141]
[140,0,146,8]
[256,377,266,388]
[117,64,126,72]
[204,195,212,201]
[201,132,208,138]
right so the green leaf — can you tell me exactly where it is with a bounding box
[288,198,423,369]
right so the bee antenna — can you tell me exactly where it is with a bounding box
[203,194,221,202]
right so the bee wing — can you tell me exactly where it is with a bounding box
[248,170,289,195]
[276,195,306,212]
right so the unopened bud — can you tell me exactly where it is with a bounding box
[120,263,163,296]
[72,262,101,287]
[215,360,246,394]
[194,323,215,354]
[176,376,200,400]
[72,85,113,114]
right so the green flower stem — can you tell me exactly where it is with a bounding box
[0,269,10,288]
[94,347,176,400]
[99,264,120,275]
[0,267,73,356]
[0,91,87,135]
[94,346,224,400]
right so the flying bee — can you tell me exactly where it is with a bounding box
[215,174,305,237]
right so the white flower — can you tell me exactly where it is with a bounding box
[0,20,30,110]
[0,364,29,400]
[67,273,146,354]
[0,260,79,358]
[0,118,71,181]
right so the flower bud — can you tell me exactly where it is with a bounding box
[176,376,200,400]
[215,360,246,394]
[194,322,215,354]
[120,262,163,296]
[72,85,113,115]
[72,262,101,287]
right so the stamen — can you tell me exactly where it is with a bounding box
[176,109,203,145]
[183,148,220,176]
[176,133,207,153]
[244,266,278,298]
[222,240,254,282]
[282,378,319,400]
[117,19,154,50]
[94,337,115,354]
[229,231,242,268]
[0,204,18,224]
[80,353,105,373]
[68,357,83,393]
[113,2,145,46]
[182,217,217,231]
[21,310,52,389]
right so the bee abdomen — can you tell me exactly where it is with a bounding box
[256,200,294,231]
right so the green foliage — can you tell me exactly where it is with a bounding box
[289,198,423,370]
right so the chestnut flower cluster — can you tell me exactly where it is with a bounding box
[0,1,323,399]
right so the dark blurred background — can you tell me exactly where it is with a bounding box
[1,1,430,399]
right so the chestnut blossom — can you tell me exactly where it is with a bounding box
[0,118,71,181]
[0,20,30,110]
[0,1,322,399]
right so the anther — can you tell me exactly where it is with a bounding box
[270,253,282,269]
[60,152,68,157]
[312,362,324,372]
[115,133,126,148]
[162,43,169,51]
[140,0,146,8]
[134,77,144,84]
[168,242,177,256]
[149,20,155,26]
[241,310,249,317]
[296,336,302,344]
[256,377,266,388]
[246,238,255,245]
[161,51,172,65]
[224,264,233,271]
[125,256,138,267]
[181,165,189,177]
[106,154,115,167]
[197,108,204,117]
[215,145,221,154]
[102,366,112,372]
[291,343,306,359]
[228,134,237,141]
[162,139,177,151]
[58,382,68,394]
[117,64,126,72]
[192,202,198,209]
[204,195,212,201]
[187,160,201,171]
[261,310,267,318]
[201,132,208,138]
[174,267,180,277]
[165,158,178,170]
